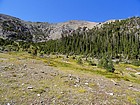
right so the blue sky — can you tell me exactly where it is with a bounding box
[0,0,140,23]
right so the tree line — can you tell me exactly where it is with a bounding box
[0,17,140,70]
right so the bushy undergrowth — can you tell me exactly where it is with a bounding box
[98,57,115,73]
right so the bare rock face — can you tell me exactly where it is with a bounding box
[46,20,97,40]
[0,14,33,41]
[0,14,98,42]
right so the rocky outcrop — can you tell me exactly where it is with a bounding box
[0,14,33,41]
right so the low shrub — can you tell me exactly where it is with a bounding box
[131,60,140,66]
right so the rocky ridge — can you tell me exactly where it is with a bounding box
[0,14,98,42]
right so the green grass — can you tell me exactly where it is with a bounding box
[127,96,137,105]
[45,55,140,84]
[78,88,87,93]
[32,88,46,94]
[1,52,140,84]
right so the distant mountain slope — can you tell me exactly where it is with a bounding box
[0,14,33,41]
[0,14,140,42]
[0,14,97,42]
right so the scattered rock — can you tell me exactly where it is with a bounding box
[129,84,133,87]
[74,83,80,87]
[22,89,25,91]
[60,92,64,94]
[135,72,140,75]
[85,83,89,85]
[111,79,119,85]
[68,74,73,80]
[10,64,14,66]
[68,74,72,77]
[37,94,41,97]
[75,77,80,83]
[52,100,55,103]
[27,86,33,89]
[50,73,58,77]
[106,92,114,96]
[54,85,57,87]
[7,103,10,105]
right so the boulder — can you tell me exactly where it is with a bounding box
[135,72,140,75]
[27,86,33,89]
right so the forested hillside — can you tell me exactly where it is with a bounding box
[33,17,140,60]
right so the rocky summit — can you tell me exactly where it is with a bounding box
[0,14,97,42]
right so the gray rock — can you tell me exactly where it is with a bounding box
[129,84,133,87]
[135,72,140,75]
[37,94,41,97]
[111,79,119,85]
[85,83,89,85]
[7,103,10,105]
[106,92,114,96]
[0,14,97,42]
[75,77,80,83]
[27,86,33,89]
[74,83,80,87]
